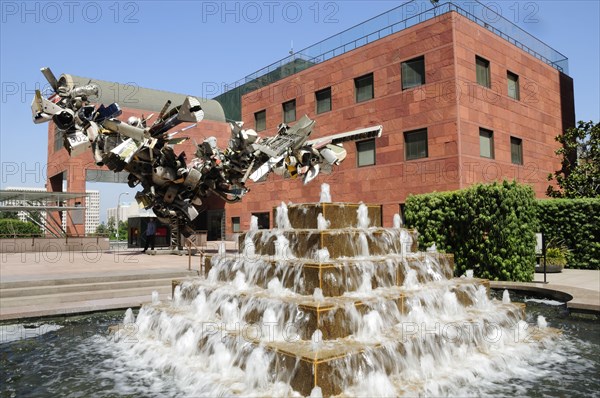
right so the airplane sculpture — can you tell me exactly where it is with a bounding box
[32,67,382,236]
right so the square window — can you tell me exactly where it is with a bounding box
[232,217,240,233]
[479,128,495,159]
[252,212,270,229]
[402,56,426,90]
[476,56,491,88]
[511,136,523,165]
[255,110,266,132]
[507,71,520,100]
[282,99,296,123]
[355,73,374,103]
[315,87,332,114]
[399,203,406,226]
[404,129,428,160]
[356,139,376,167]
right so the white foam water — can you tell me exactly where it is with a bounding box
[123,308,135,324]
[358,232,370,257]
[357,203,370,229]
[320,183,332,203]
[502,289,511,304]
[317,213,330,230]
[315,248,330,262]
[276,202,292,229]
[393,213,402,228]
[249,215,259,231]
[151,290,160,304]
[311,329,323,350]
[313,288,325,302]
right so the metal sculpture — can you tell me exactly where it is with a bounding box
[32,67,382,236]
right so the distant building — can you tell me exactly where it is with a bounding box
[106,203,155,226]
[85,190,100,234]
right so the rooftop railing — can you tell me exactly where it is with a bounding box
[222,0,568,95]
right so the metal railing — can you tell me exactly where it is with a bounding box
[222,0,568,95]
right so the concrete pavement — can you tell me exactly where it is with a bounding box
[1,245,598,320]
[491,269,600,314]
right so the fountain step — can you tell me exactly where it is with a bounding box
[204,253,454,297]
[172,278,494,340]
[1,277,190,298]
[239,228,418,259]
[266,302,533,396]
[141,296,528,397]
[0,283,173,308]
[281,202,382,229]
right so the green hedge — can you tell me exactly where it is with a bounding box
[536,199,600,270]
[405,181,538,282]
[0,219,42,238]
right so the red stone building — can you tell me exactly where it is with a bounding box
[46,3,574,239]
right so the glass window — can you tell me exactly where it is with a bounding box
[479,128,495,159]
[232,217,240,233]
[507,71,520,100]
[402,56,426,90]
[476,56,491,88]
[252,212,270,229]
[404,129,429,160]
[399,204,406,225]
[282,99,296,123]
[356,139,376,167]
[355,73,374,103]
[315,87,332,114]
[511,136,523,165]
[255,110,266,132]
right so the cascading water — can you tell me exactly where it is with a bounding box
[393,213,402,228]
[104,197,573,397]
[320,183,332,203]
[503,289,511,304]
[357,203,370,229]
[276,202,292,230]
[249,215,259,231]
[122,308,135,324]
[317,213,330,230]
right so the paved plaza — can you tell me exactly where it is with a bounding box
[1,246,598,320]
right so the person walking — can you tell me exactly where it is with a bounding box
[142,218,157,253]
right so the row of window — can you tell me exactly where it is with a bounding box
[476,55,520,100]
[355,128,523,167]
[479,128,523,165]
[254,71,379,131]
[254,54,521,132]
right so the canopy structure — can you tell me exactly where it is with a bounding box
[0,190,89,237]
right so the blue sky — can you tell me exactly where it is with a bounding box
[1,0,599,222]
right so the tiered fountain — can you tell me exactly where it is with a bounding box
[116,185,557,397]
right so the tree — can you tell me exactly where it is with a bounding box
[547,121,600,198]
[0,219,42,238]
[0,211,19,220]
[95,222,109,236]
[117,220,128,241]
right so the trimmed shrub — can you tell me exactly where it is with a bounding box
[536,198,600,270]
[0,219,42,238]
[405,181,538,282]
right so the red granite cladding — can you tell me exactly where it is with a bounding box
[226,11,571,235]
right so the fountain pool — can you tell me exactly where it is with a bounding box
[0,292,598,397]
[2,200,598,397]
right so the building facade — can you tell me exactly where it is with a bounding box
[85,190,100,234]
[45,2,574,240]
[224,6,574,234]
